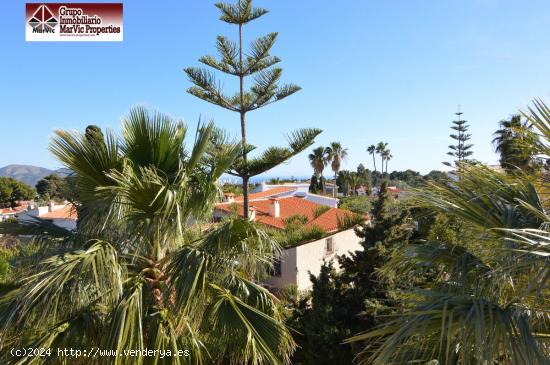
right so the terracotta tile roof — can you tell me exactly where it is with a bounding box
[1,205,27,215]
[216,196,362,232]
[387,186,402,194]
[233,187,297,202]
[40,205,78,220]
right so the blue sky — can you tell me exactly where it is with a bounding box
[2,0,550,177]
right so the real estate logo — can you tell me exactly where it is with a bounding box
[28,5,58,33]
[26,3,123,42]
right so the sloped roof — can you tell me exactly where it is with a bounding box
[40,205,78,220]
[1,205,27,215]
[232,186,297,202]
[216,196,361,232]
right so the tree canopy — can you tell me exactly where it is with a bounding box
[0,177,35,208]
[35,174,67,201]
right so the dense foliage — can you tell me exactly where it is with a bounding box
[288,182,412,364]
[492,114,539,174]
[339,195,372,214]
[291,101,550,364]
[346,100,550,364]
[35,173,67,201]
[0,177,35,208]
[0,107,297,364]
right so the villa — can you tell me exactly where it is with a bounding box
[0,205,28,222]
[215,187,366,290]
[18,202,77,230]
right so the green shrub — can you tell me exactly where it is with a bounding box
[339,195,372,215]
[283,214,309,226]
[313,205,330,218]
[268,220,327,247]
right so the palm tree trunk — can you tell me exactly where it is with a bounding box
[372,153,377,173]
[238,24,249,218]
[149,232,165,309]
[385,159,388,174]
[334,171,337,198]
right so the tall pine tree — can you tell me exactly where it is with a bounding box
[443,107,473,168]
[185,0,321,217]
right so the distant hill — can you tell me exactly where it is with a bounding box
[0,165,71,186]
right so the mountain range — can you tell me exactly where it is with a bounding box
[0,165,71,186]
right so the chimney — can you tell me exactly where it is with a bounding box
[260,181,267,192]
[269,198,280,218]
[248,206,256,221]
[223,192,235,203]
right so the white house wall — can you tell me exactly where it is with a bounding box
[263,247,298,289]
[266,228,363,291]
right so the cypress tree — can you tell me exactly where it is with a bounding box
[185,0,321,217]
[443,107,473,168]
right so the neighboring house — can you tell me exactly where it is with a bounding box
[18,202,77,231]
[387,186,404,198]
[355,185,370,196]
[0,205,28,222]
[371,185,404,198]
[215,188,366,291]
[252,182,339,208]
[39,204,77,230]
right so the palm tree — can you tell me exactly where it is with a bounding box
[0,107,295,364]
[367,145,377,173]
[338,170,350,196]
[325,142,348,198]
[349,173,362,196]
[383,150,392,174]
[347,99,550,364]
[309,146,327,193]
[492,114,535,173]
[376,142,388,175]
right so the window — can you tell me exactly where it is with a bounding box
[325,237,334,256]
[272,258,282,277]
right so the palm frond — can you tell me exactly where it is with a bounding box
[205,283,294,365]
[166,247,210,315]
[1,240,123,333]
[103,277,144,365]
[120,106,187,177]
[347,292,550,365]
[413,164,544,230]
[201,218,282,279]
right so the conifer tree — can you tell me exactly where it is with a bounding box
[289,182,412,363]
[443,108,473,167]
[185,0,321,217]
[338,181,411,307]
